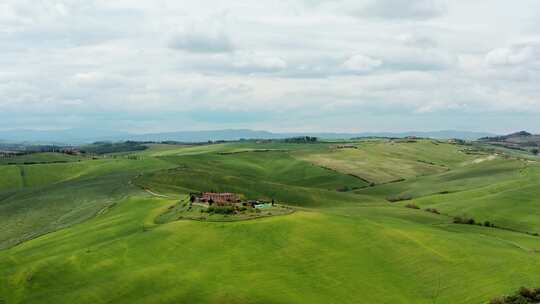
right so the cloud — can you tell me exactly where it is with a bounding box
[384,48,454,71]
[169,28,234,53]
[172,52,288,75]
[397,33,437,48]
[485,42,540,67]
[231,54,288,71]
[1,0,540,133]
[0,1,143,47]
[342,54,382,72]
[357,0,447,20]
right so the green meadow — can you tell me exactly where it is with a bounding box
[1,140,540,303]
[0,152,84,165]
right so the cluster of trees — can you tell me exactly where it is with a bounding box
[206,206,237,214]
[491,287,540,304]
[0,152,24,158]
[205,205,261,215]
[403,204,441,215]
[0,147,81,159]
[386,193,413,202]
[453,216,495,227]
[81,141,147,155]
[283,136,318,143]
[0,144,77,154]
[337,185,361,192]
[532,148,539,155]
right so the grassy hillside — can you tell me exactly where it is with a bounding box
[136,150,372,206]
[1,141,540,303]
[0,166,23,190]
[0,152,84,165]
[1,197,540,304]
[296,140,476,184]
[357,158,540,233]
[0,157,174,249]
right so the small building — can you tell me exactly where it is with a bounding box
[200,192,238,205]
[255,203,273,209]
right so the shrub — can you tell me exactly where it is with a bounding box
[337,186,351,192]
[386,194,413,203]
[491,287,540,303]
[207,206,235,214]
[405,203,420,210]
[519,287,536,299]
[489,298,505,304]
[453,216,476,225]
[425,208,440,214]
[453,216,462,223]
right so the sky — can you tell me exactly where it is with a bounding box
[1,0,540,134]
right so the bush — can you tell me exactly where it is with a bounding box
[453,216,477,225]
[490,298,505,304]
[491,287,540,303]
[405,203,420,210]
[386,194,413,203]
[484,221,495,227]
[337,186,351,192]
[207,206,235,214]
[425,208,440,214]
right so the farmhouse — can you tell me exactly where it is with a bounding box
[199,192,238,204]
[190,192,275,209]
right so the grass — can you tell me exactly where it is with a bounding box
[1,197,540,304]
[296,139,475,184]
[0,166,23,190]
[0,152,85,165]
[135,150,374,207]
[358,158,540,233]
[0,157,174,249]
[1,141,540,303]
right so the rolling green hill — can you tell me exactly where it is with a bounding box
[296,139,475,184]
[0,152,84,165]
[1,141,539,303]
[0,157,174,249]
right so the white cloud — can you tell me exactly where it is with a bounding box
[357,0,447,20]
[1,0,540,132]
[231,54,288,71]
[398,33,437,48]
[342,54,382,72]
[485,43,539,67]
[168,23,234,53]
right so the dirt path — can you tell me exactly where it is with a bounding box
[144,188,170,198]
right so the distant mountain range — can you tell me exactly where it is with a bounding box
[0,129,498,145]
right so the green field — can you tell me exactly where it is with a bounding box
[0,152,85,165]
[1,141,540,303]
[296,140,473,184]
